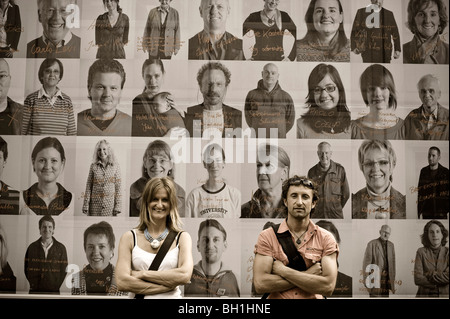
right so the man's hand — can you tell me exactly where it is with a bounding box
[305,262,322,275]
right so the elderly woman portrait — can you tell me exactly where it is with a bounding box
[242,0,297,61]
[77,59,131,136]
[142,0,180,60]
[72,221,126,296]
[0,222,16,293]
[351,64,405,140]
[116,177,193,299]
[20,137,72,215]
[131,58,185,137]
[0,136,19,215]
[95,0,130,59]
[82,139,122,217]
[186,143,241,218]
[0,0,21,58]
[297,63,351,139]
[352,140,406,219]
[403,0,449,64]
[21,58,76,136]
[296,0,350,62]
[414,220,449,298]
[129,140,185,217]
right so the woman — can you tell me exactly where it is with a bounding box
[20,137,72,215]
[131,58,185,137]
[186,143,241,218]
[0,222,16,293]
[142,0,180,59]
[414,220,449,297]
[296,0,350,62]
[82,139,122,217]
[352,140,406,219]
[0,0,21,58]
[129,140,185,217]
[403,0,449,64]
[95,0,129,59]
[21,58,76,136]
[72,221,126,296]
[116,177,193,299]
[296,63,351,139]
[351,64,405,140]
[242,0,297,61]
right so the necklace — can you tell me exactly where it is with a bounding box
[291,229,308,245]
[144,227,169,249]
[262,10,276,26]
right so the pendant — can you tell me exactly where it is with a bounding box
[268,18,274,25]
[151,239,161,249]
[296,238,301,245]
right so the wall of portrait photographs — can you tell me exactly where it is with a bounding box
[0,0,448,299]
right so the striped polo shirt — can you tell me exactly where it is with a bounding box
[22,88,76,135]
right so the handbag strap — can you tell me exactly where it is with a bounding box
[134,230,179,299]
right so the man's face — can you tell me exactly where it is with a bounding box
[38,0,74,44]
[159,0,172,9]
[0,60,11,101]
[40,220,54,241]
[203,147,225,179]
[428,149,440,166]
[200,69,228,107]
[89,72,123,116]
[317,144,332,167]
[283,185,317,220]
[256,154,286,193]
[198,226,226,264]
[370,0,383,9]
[379,226,391,241]
[262,64,279,89]
[199,0,230,32]
[418,77,441,113]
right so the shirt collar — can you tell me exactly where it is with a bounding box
[42,30,73,48]
[158,6,170,13]
[38,86,63,100]
[421,105,438,119]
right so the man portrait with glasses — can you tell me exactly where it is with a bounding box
[0,59,22,135]
[253,175,339,299]
[352,140,405,219]
[241,143,290,218]
[244,63,295,138]
[27,0,81,59]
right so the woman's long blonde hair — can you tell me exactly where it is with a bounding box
[137,177,183,233]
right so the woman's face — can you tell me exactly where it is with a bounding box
[313,0,343,37]
[97,142,109,161]
[144,151,173,179]
[313,73,340,110]
[104,0,118,12]
[362,148,393,194]
[33,147,64,184]
[415,1,440,39]
[85,233,113,271]
[148,188,171,221]
[264,0,280,11]
[367,85,390,111]
[427,223,443,248]
[143,64,164,97]
[42,63,61,89]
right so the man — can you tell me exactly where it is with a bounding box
[307,142,349,219]
[77,59,131,136]
[241,143,290,218]
[404,74,449,140]
[253,175,339,299]
[189,0,243,60]
[417,146,449,219]
[24,215,68,294]
[27,0,81,59]
[184,219,240,297]
[362,224,396,297]
[244,63,295,138]
[0,59,22,135]
[350,0,401,63]
[184,61,242,138]
[142,0,180,60]
[0,136,19,215]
